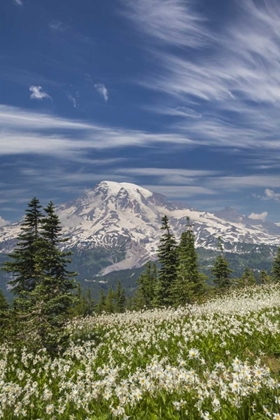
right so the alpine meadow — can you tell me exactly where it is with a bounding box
[2,0,280,418]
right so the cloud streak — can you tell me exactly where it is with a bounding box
[122,0,280,157]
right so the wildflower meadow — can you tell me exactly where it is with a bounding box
[1,284,280,419]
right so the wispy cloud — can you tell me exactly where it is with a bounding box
[122,0,280,156]
[29,86,51,100]
[94,83,109,102]
[121,0,209,48]
[14,0,23,6]
[49,20,67,32]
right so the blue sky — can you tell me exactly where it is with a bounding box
[1,0,280,224]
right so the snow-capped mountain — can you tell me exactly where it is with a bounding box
[1,181,280,275]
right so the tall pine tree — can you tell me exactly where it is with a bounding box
[29,201,77,354]
[2,197,43,295]
[135,262,157,309]
[172,217,206,305]
[211,237,232,290]
[272,247,280,283]
[156,216,178,306]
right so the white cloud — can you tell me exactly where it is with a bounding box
[94,83,108,102]
[122,0,280,155]
[122,0,210,48]
[248,212,268,222]
[29,86,51,100]
[14,0,23,6]
[264,188,280,201]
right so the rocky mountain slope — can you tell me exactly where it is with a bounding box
[0,181,280,277]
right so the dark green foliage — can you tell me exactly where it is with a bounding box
[156,216,178,306]
[2,197,43,295]
[259,270,272,284]
[239,267,256,287]
[1,199,77,355]
[211,237,233,289]
[272,247,280,282]
[135,261,157,309]
[27,202,76,354]
[115,281,126,313]
[172,217,206,305]
[105,288,115,313]
[96,290,106,314]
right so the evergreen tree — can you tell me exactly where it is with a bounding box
[135,262,157,309]
[239,267,256,287]
[0,290,10,343]
[96,290,106,313]
[211,237,232,290]
[272,247,280,282]
[105,288,115,313]
[172,217,206,305]
[2,197,43,295]
[115,281,126,313]
[259,270,272,285]
[28,201,77,354]
[156,216,178,306]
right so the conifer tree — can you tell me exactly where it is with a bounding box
[105,288,115,313]
[172,217,205,305]
[2,197,43,295]
[156,216,178,306]
[135,262,157,309]
[115,281,126,313]
[259,270,272,285]
[211,237,232,290]
[28,202,77,354]
[96,290,106,313]
[272,247,280,282]
[239,267,256,287]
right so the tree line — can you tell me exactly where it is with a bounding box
[1,200,280,354]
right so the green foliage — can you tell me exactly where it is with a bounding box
[134,261,157,309]
[172,217,206,305]
[239,267,256,287]
[1,199,77,356]
[2,197,43,296]
[157,216,178,306]
[211,237,233,289]
[272,246,280,282]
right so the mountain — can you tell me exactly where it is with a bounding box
[0,181,280,290]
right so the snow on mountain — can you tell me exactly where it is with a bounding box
[1,181,280,275]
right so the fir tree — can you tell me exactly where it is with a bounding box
[105,288,115,313]
[115,281,126,313]
[2,197,43,295]
[96,290,106,313]
[28,201,77,354]
[239,267,256,287]
[259,270,272,285]
[272,247,280,282]
[211,237,232,290]
[135,262,157,309]
[172,217,206,305]
[156,216,178,306]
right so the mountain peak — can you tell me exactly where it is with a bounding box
[97,181,153,200]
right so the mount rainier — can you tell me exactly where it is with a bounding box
[0,181,280,279]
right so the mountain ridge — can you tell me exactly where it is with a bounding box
[0,181,280,276]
